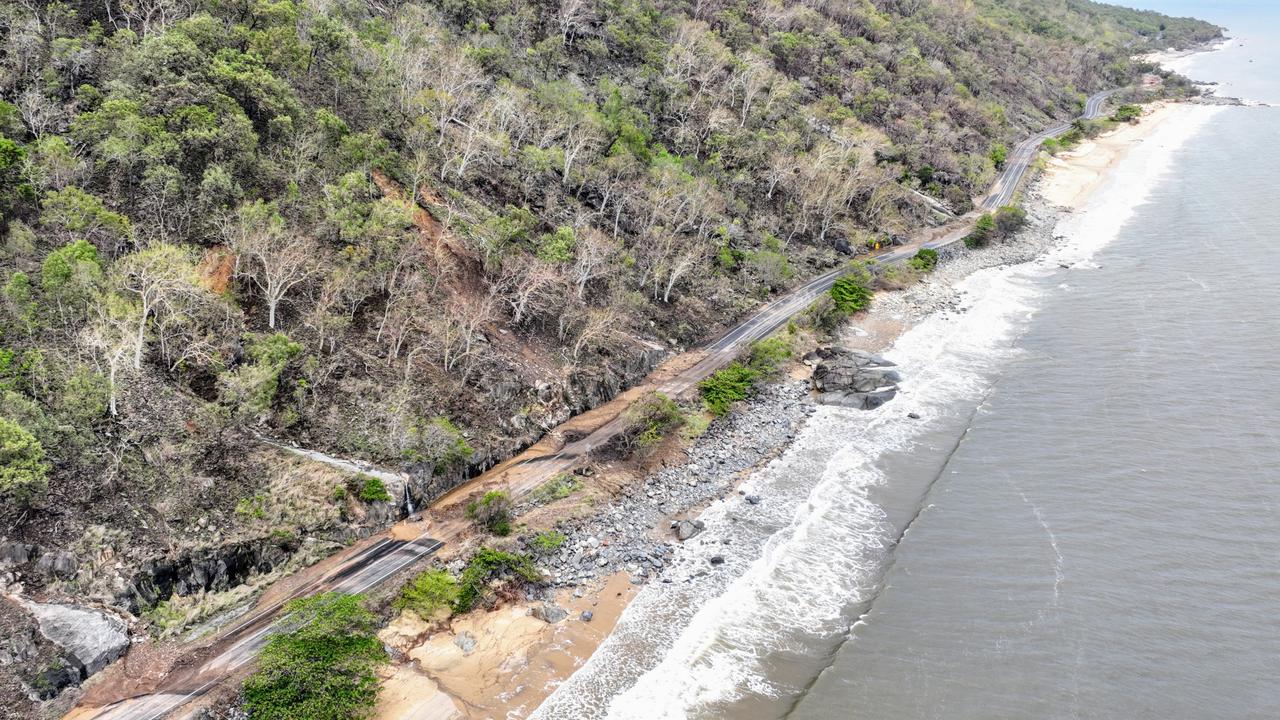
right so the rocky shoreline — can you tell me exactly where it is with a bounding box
[510,186,1072,606]
[510,379,815,594]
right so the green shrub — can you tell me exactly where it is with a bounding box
[699,362,759,416]
[455,547,541,613]
[40,239,102,305]
[964,213,997,248]
[747,334,792,377]
[0,416,48,505]
[536,226,576,263]
[466,490,513,535]
[625,391,684,449]
[395,569,459,619]
[994,205,1028,236]
[529,473,583,505]
[1111,104,1141,122]
[829,275,873,314]
[530,530,566,554]
[356,475,392,503]
[219,333,302,421]
[908,248,939,272]
[242,593,385,720]
[989,142,1008,168]
[716,243,744,272]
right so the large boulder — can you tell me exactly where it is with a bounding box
[35,551,78,579]
[22,601,129,677]
[820,388,898,410]
[530,602,568,624]
[810,347,902,409]
[674,519,705,541]
[0,542,34,566]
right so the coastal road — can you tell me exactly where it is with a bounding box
[68,89,1116,720]
[982,89,1118,210]
[69,536,445,720]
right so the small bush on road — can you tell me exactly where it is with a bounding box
[466,490,513,535]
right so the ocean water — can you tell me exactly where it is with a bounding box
[531,6,1280,719]
[789,110,1280,719]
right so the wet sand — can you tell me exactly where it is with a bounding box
[376,573,637,720]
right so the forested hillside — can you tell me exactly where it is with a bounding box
[0,0,1217,622]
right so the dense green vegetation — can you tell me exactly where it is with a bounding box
[0,416,48,504]
[242,593,385,720]
[829,275,875,314]
[908,248,940,273]
[395,569,460,619]
[455,547,542,612]
[699,363,759,417]
[964,212,999,248]
[1112,103,1143,122]
[699,332,794,415]
[355,476,392,503]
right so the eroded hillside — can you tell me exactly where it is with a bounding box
[0,0,1218,711]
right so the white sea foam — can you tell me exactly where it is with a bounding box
[529,106,1222,720]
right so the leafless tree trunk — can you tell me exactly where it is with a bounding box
[225,202,321,329]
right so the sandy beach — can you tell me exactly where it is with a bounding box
[375,573,638,720]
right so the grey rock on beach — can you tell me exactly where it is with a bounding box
[810,347,902,409]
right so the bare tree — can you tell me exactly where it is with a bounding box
[569,305,624,362]
[17,88,61,138]
[81,295,137,416]
[225,201,321,329]
[152,279,238,372]
[557,0,594,46]
[434,294,496,382]
[730,52,773,126]
[569,226,617,299]
[496,257,563,325]
[118,0,190,36]
[660,245,706,303]
[113,243,203,370]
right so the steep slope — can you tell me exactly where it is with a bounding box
[0,0,1218,706]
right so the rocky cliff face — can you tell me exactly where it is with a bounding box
[116,536,301,615]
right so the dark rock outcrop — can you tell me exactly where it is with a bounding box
[809,347,902,409]
[117,536,299,613]
[35,552,79,579]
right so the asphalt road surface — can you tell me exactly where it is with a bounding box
[982,89,1118,210]
[70,89,1117,720]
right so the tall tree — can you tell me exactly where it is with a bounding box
[226,200,320,329]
